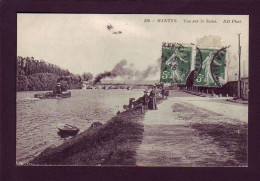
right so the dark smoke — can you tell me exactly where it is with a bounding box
[134,60,160,80]
[111,59,135,78]
[93,71,117,85]
[93,58,161,85]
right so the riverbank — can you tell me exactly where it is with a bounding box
[16,89,146,164]
[27,90,248,166]
[29,108,144,165]
[29,97,164,166]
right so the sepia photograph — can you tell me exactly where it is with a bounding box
[16,14,248,167]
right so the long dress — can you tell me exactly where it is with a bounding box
[142,94,150,109]
[148,90,158,110]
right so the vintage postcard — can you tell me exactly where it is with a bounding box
[16,14,248,166]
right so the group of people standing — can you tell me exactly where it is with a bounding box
[141,86,167,111]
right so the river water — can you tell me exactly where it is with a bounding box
[16,89,144,165]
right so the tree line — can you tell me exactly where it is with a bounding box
[17,56,93,91]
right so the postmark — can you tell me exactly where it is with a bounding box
[161,43,229,87]
[160,43,193,85]
[194,46,229,87]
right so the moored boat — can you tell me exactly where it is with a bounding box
[56,123,80,136]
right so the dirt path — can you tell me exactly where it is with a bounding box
[136,91,248,167]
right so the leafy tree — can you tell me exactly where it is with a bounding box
[16,56,94,91]
[83,72,93,81]
[17,76,29,91]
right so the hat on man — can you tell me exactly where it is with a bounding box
[144,89,148,93]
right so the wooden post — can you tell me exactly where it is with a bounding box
[238,33,242,98]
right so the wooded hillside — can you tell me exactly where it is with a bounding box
[17,56,84,91]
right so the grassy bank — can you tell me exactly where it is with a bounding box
[30,107,147,166]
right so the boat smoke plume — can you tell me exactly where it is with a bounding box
[93,72,117,85]
[93,58,161,85]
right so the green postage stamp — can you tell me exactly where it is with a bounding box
[160,44,193,84]
[194,48,227,87]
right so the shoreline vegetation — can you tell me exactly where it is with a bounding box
[17,56,93,91]
[29,97,164,166]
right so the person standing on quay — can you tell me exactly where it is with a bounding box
[148,86,158,110]
[161,87,166,99]
[142,90,150,111]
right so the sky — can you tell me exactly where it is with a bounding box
[17,14,249,80]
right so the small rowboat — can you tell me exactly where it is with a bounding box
[56,123,80,136]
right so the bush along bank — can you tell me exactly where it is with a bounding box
[29,107,147,166]
[17,56,93,91]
